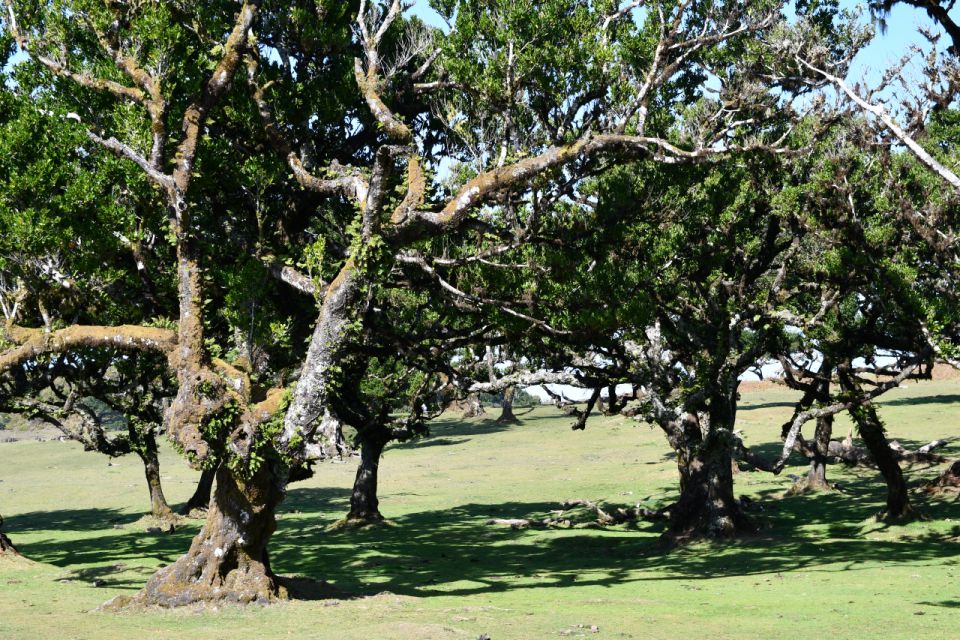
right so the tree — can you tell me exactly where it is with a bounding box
[0,351,180,522]
[0,0,875,605]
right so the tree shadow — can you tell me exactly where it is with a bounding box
[7,468,959,599]
[876,394,960,408]
[6,507,136,532]
[917,600,960,608]
[265,483,960,599]
[391,418,518,450]
[738,400,797,411]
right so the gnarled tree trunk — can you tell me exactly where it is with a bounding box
[347,434,386,524]
[461,393,485,419]
[665,396,753,542]
[180,465,217,516]
[134,462,285,606]
[669,433,753,540]
[496,386,520,424]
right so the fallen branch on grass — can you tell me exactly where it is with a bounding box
[486,499,667,530]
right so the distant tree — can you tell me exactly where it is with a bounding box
[0,351,180,522]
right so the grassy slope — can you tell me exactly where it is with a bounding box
[1,381,959,639]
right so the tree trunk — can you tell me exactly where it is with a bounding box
[664,410,753,542]
[850,402,915,520]
[0,515,17,557]
[461,393,485,418]
[496,386,520,424]
[347,435,386,524]
[137,434,175,521]
[804,414,834,491]
[180,465,217,516]
[133,463,285,607]
[669,435,753,540]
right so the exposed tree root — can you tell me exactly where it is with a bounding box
[486,499,667,530]
[785,475,835,496]
[494,411,521,425]
[132,513,183,532]
[327,515,393,531]
[925,460,960,495]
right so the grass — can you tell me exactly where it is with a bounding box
[1,381,959,639]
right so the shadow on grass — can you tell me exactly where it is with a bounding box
[8,471,960,599]
[6,507,137,532]
[876,394,960,408]
[738,400,798,411]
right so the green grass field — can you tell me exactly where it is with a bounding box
[1,381,959,639]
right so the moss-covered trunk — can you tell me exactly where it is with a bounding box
[348,435,386,523]
[135,463,284,606]
[839,365,914,520]
[181,465,217,515]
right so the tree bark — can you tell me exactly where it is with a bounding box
[668,431,753,540]
[663,384,754,542]
[495,386,520,424]
[461,393,485,418]
[134,463,285,606]
[850,402,915,520]
[180,465,217,516]
[318,410,350,459]
[347,435,386,524]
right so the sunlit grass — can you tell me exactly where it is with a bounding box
[1,380,958,639]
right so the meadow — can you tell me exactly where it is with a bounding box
[1,381,958,639]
